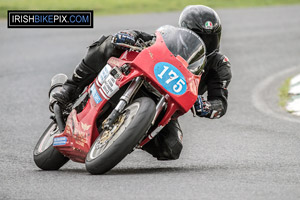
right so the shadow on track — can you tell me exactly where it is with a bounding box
[32,164,230,176]
[106,165,230,176]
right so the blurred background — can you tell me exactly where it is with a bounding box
[1,0,300,17]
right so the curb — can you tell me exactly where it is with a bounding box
[286,74,300,116]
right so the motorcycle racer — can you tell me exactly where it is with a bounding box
[52,5,232,160]
[179,5,232,119]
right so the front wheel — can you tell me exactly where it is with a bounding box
[33,121,69,170]
[85,97,156,174]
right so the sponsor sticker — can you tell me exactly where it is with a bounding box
[97,64,112,85]
[101,74,119,98]
[91,84,102,104]
[53,136,67,146]
[154,62,187,95]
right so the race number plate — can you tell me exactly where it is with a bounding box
[100,74,119,98]
[154,62,187,95]
[97,64,112,85]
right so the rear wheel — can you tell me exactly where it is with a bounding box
[85,97,156,174]
[33,121,69,170]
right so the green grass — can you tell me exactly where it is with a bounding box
[1,0,300,18]
[279,78,291,108]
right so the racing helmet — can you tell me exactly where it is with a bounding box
[179,5,222,55]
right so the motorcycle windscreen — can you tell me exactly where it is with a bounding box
[157,25,206,75]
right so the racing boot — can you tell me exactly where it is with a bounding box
[52,60,98,107]
[142,119,183,160]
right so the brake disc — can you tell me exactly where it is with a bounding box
[96,113,127,149]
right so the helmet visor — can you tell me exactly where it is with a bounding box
[193,30,220,54]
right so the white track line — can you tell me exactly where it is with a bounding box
[252,66,300,124]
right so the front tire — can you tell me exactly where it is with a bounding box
[85,97,156,175]
[33,121,69,170]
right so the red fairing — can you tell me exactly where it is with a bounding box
[131,32,200,113]
[53,31,201,162]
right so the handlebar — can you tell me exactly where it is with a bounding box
[114,43,144,52]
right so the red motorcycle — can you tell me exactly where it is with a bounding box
[33,25,206,174]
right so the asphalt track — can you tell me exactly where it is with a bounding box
[1,5,300,200]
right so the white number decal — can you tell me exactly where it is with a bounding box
[166,70,179,84]
[173,79,186,93]
[157,65,186,93]
[155,62,187,95]
[158,66,169,79]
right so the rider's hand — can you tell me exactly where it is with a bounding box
[112,30,138,49]
[194,95,211,117]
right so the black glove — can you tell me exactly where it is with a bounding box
[194,96,225,119]
[194,95,212,117]
[112,30,138,49]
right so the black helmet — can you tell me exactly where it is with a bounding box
[179,5,222,55]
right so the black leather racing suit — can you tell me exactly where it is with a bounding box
[198,52,232,118]
[62,31,231,160]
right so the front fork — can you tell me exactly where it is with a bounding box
[102,76,167,147]
[102,77,144,130]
